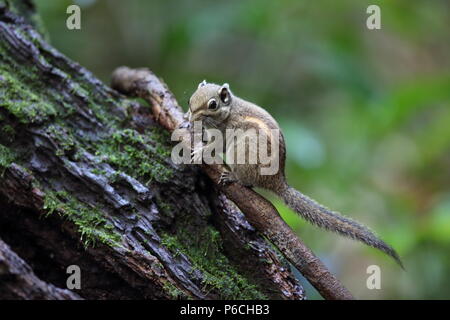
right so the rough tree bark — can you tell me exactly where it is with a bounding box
[0,1,305,299]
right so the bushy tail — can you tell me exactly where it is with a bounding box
[279,184,403,268]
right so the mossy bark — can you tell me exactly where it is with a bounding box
[0,1,304,299]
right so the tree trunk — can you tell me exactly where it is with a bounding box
[0,0,304,300]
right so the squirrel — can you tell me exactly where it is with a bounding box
[187,80,403,268]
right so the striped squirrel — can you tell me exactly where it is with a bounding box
[187,80,403,267]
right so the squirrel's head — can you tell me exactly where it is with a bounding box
[187,81,232,125]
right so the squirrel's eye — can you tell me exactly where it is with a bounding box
[207,98,218,110]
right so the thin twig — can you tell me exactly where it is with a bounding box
[111,66,354,300]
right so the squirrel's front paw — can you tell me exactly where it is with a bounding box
[218,171,237,185]
[191,147,203,164]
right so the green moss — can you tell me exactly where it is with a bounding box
[163,281,186,299]
[148,126,173,158]
[43,190,122,248]
[0,68,57,123]
[94,128,174,184]
[1,125,16,142]
[161,226,266,300]
[68,82,113,124]
[91,167,108,176]
[0,27,174,184]
[46,124,78,156]
[0,62,111,125]
[155,197,174,215]
[3,0,49,38]
[0,38,114,125]
[0,144,15,175]
[2,124,15,135]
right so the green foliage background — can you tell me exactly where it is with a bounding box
[35,0,450,299]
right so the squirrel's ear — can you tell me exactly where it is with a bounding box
[198,80,207,89]
[219,83,231,105]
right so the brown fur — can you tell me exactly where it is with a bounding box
[189,81,403,267]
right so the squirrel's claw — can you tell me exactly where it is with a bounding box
[191,147,203,164]
[218,171,236,185]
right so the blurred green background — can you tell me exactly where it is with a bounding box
[35,0,450,299]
